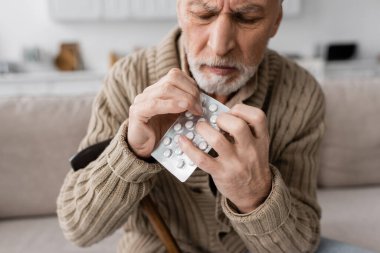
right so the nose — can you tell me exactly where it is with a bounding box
[207,15,236,57]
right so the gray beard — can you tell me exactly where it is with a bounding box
[187,54,257,96]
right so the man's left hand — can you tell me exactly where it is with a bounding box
[179,104,272,213]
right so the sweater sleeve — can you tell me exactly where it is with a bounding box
[221,75,325,253]
[56,56,162,247]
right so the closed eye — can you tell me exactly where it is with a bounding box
[190,11,217,21]
[232,13,263,24]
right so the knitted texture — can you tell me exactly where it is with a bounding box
[57,28,325,253]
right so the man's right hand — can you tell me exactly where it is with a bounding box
[127,68,203,158]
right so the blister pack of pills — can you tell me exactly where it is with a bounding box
[151,93,230,182]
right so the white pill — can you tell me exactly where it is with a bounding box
[185,111,193,118]
[209,104,218,112]
[210,115,217,124]
[177,159,185,168]
[198,118,206,123]
[163,149,172,158]
[163,137,172,146]
[186,132,195,140]
[185,121,194,129]
[198,141,208,151]
[175,148,183,155]
[174,123,182,132]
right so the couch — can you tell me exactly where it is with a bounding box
[0,78,379,253]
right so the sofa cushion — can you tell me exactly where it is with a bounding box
[318,186,380,252]
[0,94,94,218]
[0,215,122,253]
[318,79,380,187]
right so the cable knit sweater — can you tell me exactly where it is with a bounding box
[57,28,325,253]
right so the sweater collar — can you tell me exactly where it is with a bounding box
[155,27,270,110]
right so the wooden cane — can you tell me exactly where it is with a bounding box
[140,195,182,253]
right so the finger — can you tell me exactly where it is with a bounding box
[230,104,268,139]
[130,98,189,123]
[145,68,200,100]
[178,135,218,176]
[145,83,203,116]
[195,121,233,157]
[165,68,200,99]
[215,112,253,146]
[142,69,202,115]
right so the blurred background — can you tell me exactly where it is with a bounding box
[0,0,380,80]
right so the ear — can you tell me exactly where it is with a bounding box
[270,5,283,38]
[176,0,183,28]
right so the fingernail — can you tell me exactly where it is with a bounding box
[195,121,204,131]
[178,135,186,145]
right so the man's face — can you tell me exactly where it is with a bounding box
[177,0,282,96]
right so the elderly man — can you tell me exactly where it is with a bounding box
[57,1,373,253]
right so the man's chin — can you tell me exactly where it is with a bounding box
[201,72,238,85]
[195,68,259,96]
[196,78,245,96]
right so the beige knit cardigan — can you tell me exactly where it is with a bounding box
[57,28,325,253]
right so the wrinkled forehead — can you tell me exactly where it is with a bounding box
[182,0,281,6]
[182,0,281,12]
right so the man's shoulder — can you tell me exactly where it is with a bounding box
[110,27,182,87]
[266,49,324,101]
[105,49,151,95]
[264,51,325,148]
